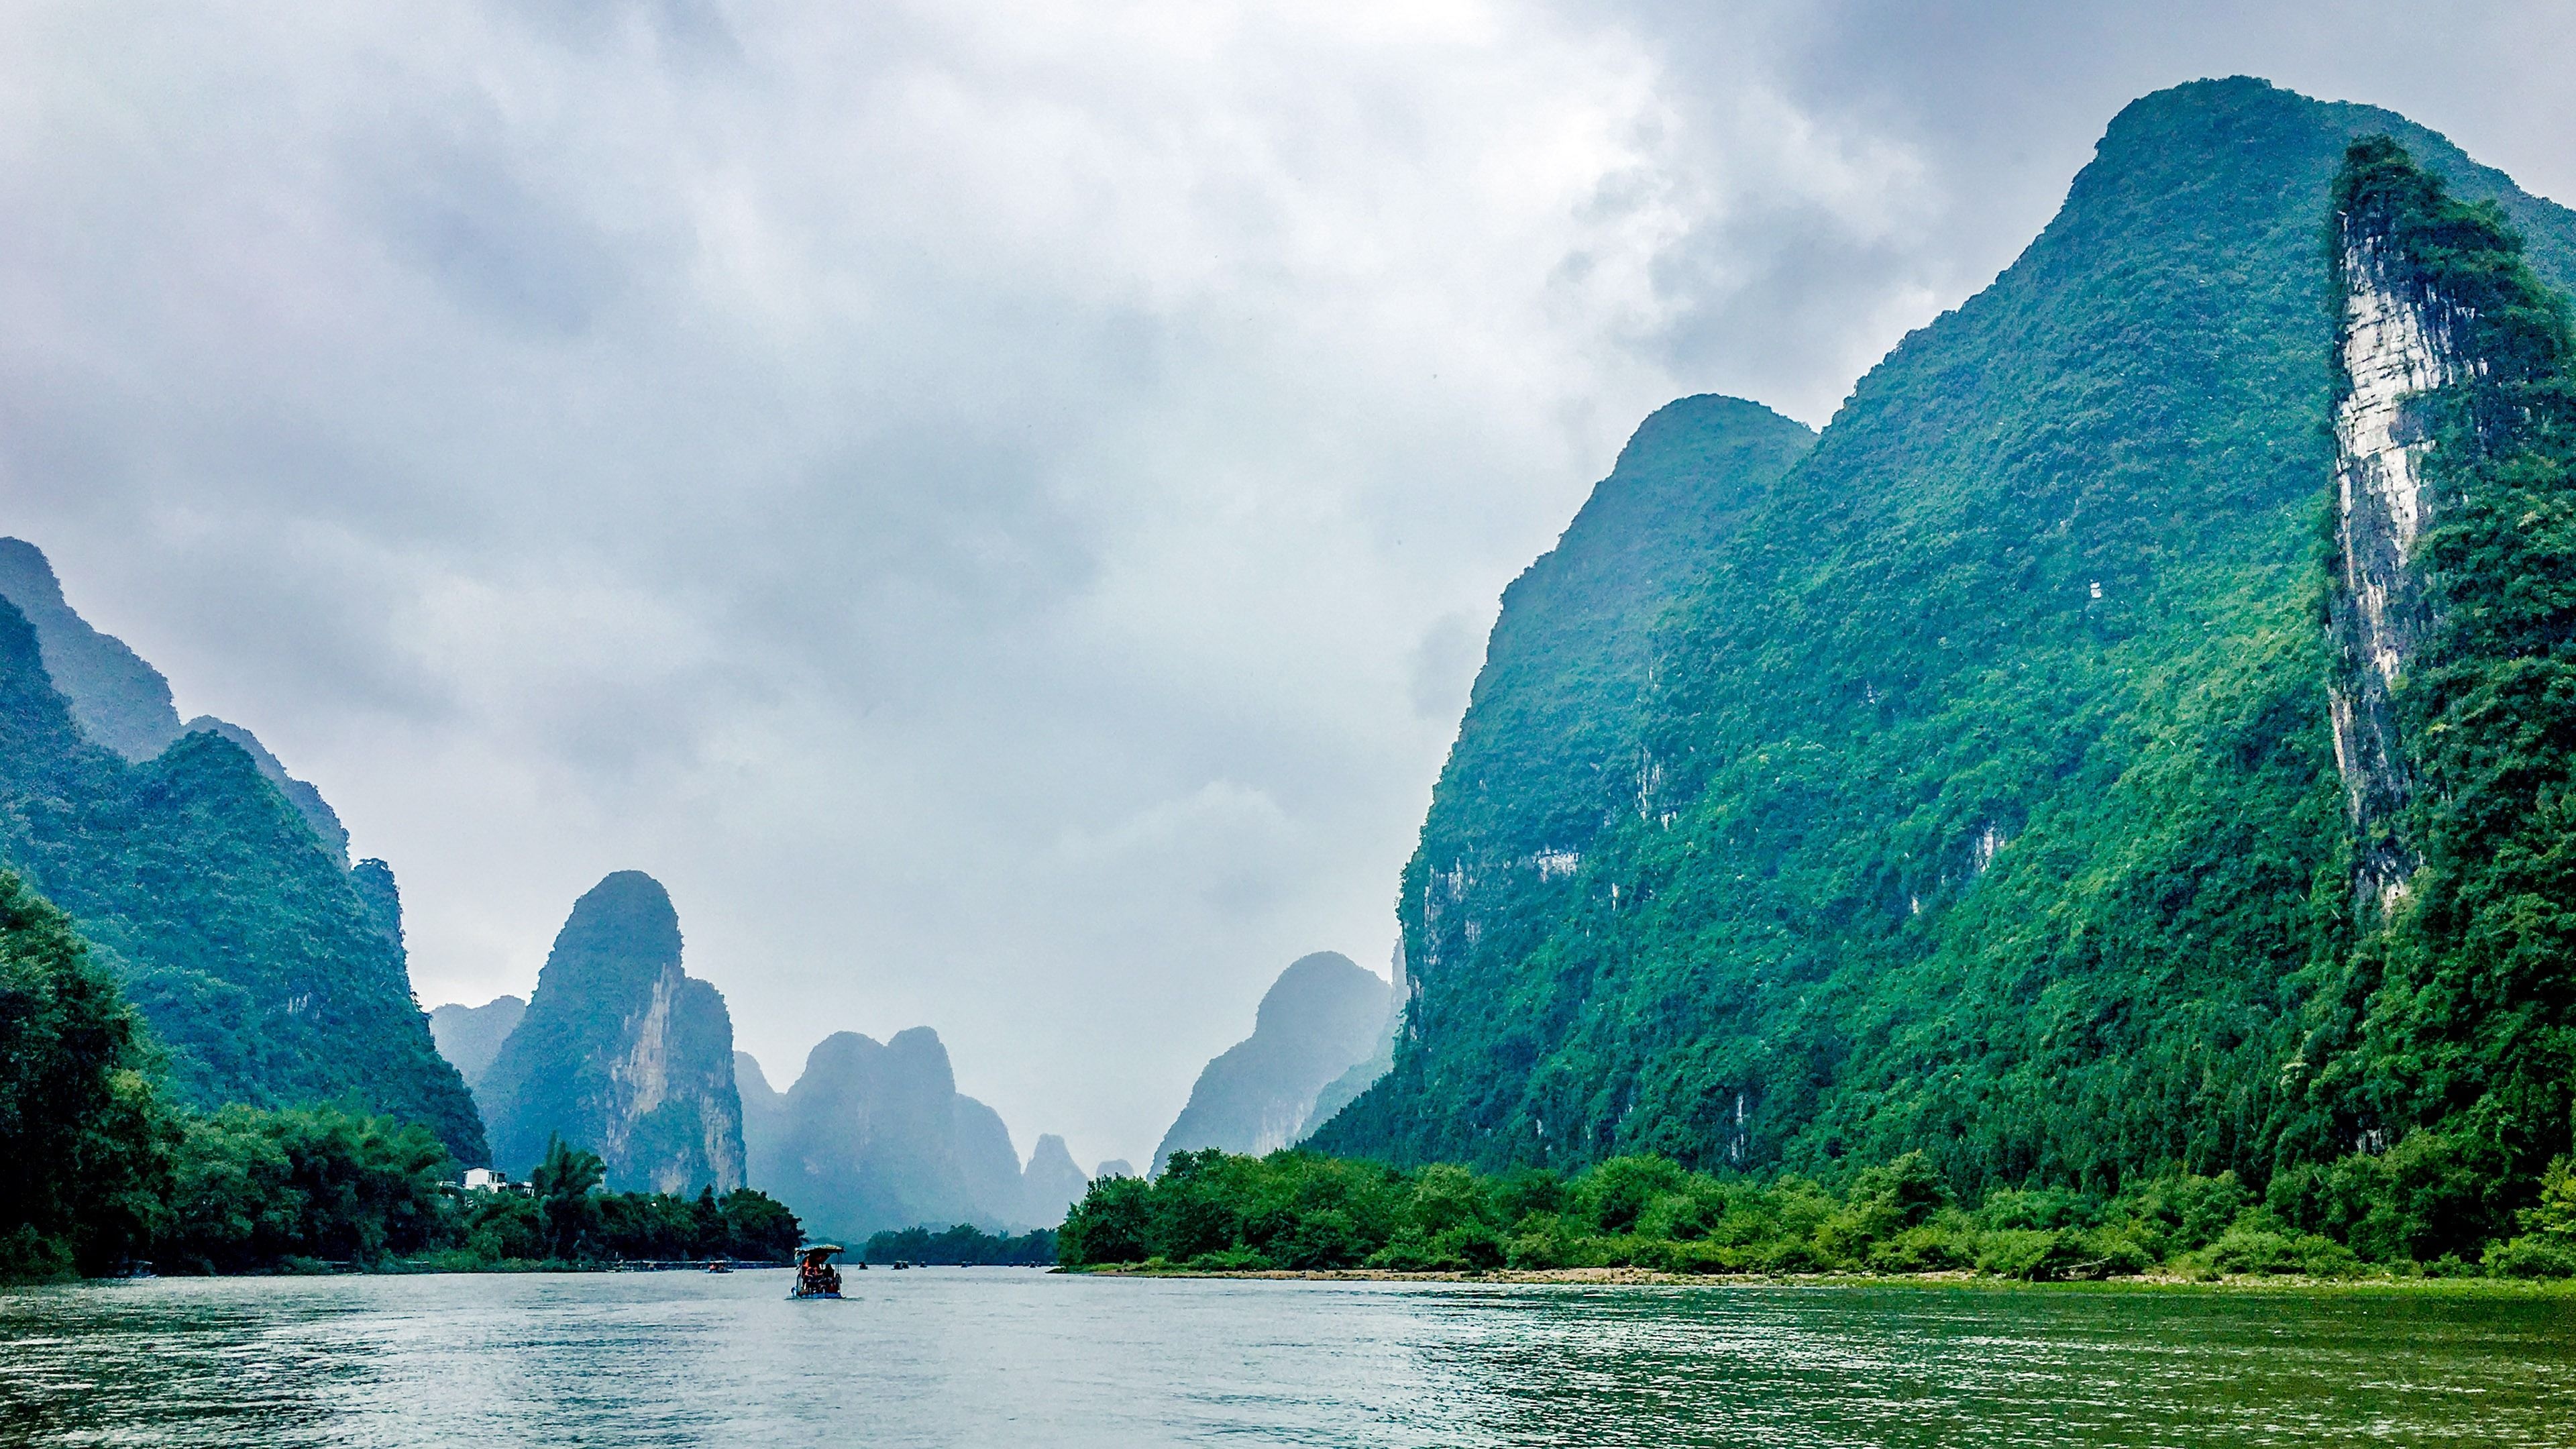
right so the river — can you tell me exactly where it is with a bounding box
[3,1270,2571,1446]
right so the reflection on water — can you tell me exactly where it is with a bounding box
[3,1271,2572,1447]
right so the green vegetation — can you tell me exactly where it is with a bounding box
[1316,81,2576,1240]
[2322,138,2576,1198]
[0,863,796,1280]
[0,598,482,1159]
[0,869,168,1280]
[1060,1148,2576,1280]
[162,1127,802,1273]
[861,1223,1057,1266]
[476,872,747,1189]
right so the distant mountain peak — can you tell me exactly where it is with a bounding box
[1153,951,1389,1174]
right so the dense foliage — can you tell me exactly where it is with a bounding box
[2314,138,2576,1193]
[0,599,482,1159]
[1318,80,2576,1229]
[160,1124,802,1273]
[476,872,748,1190]
[1062,1148,2576,1279]
[0,869,168,1279]
[861,1223,1057,1266]
[159,1104,458,1272]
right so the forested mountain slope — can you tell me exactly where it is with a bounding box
[0,599,483,1159]
[1318,78,2576,1223]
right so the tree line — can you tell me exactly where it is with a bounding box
[0,869,798,1279]
[1059,1146,2576,1279]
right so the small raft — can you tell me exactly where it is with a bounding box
[788,1244,846,1300]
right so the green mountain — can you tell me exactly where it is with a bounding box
[476,871,747,1191]
[1317,78,2576,1223]
[1152,951,1391,1174]
[0,566,482,1161]
[0,541,352,863]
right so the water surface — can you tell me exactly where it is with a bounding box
[3,1269,2571,1446]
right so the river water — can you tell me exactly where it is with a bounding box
[3,1270,2572,1446]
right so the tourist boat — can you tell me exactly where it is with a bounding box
[788,1244,845,1300]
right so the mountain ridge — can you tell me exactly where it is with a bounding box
[1315,77,2576,1214]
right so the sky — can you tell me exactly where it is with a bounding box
[2,1,2573,1173]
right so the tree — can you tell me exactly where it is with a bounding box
[0,869,170,1279]
[530,1136,605,1260]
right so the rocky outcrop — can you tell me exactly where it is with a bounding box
[747,1026,1032,1238]
[1018,1134,1090,1227]
[1153,951,1390,1174]
[429,996,527,1089]
[2327,213,2469,910]
[476,872,747,1191]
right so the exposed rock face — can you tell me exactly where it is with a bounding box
[0,557,481,1159]
[2328,221,2467,908]
[1153,951,1390,1174]
[1313,79,2576,1181]
[1018,1134,1090,1227]
[429,996,527,1089]
[476,872,747,1191]
[748,1026,1029,1238]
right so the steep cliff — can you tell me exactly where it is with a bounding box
[2308,138,2576,1176]
[1155,951,1389,1174]
[476,872,747,1191]
[0,578,481,1159]
[1316,78,2576,1197]
[428,996,527,1089]
[747,1026,1030,1238]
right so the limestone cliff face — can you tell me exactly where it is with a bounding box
[1152,951,1389,1174]
[747,1026,1030,1238]
[2328,217,2470,908]
[477,872,747,1191]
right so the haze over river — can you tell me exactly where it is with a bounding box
[3,1272,2573,1446]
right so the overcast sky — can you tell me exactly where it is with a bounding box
[3,1,2571,1172]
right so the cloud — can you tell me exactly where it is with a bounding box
[0,0,2569,1167]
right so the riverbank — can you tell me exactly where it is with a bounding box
[1063,1263,2576,1293]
